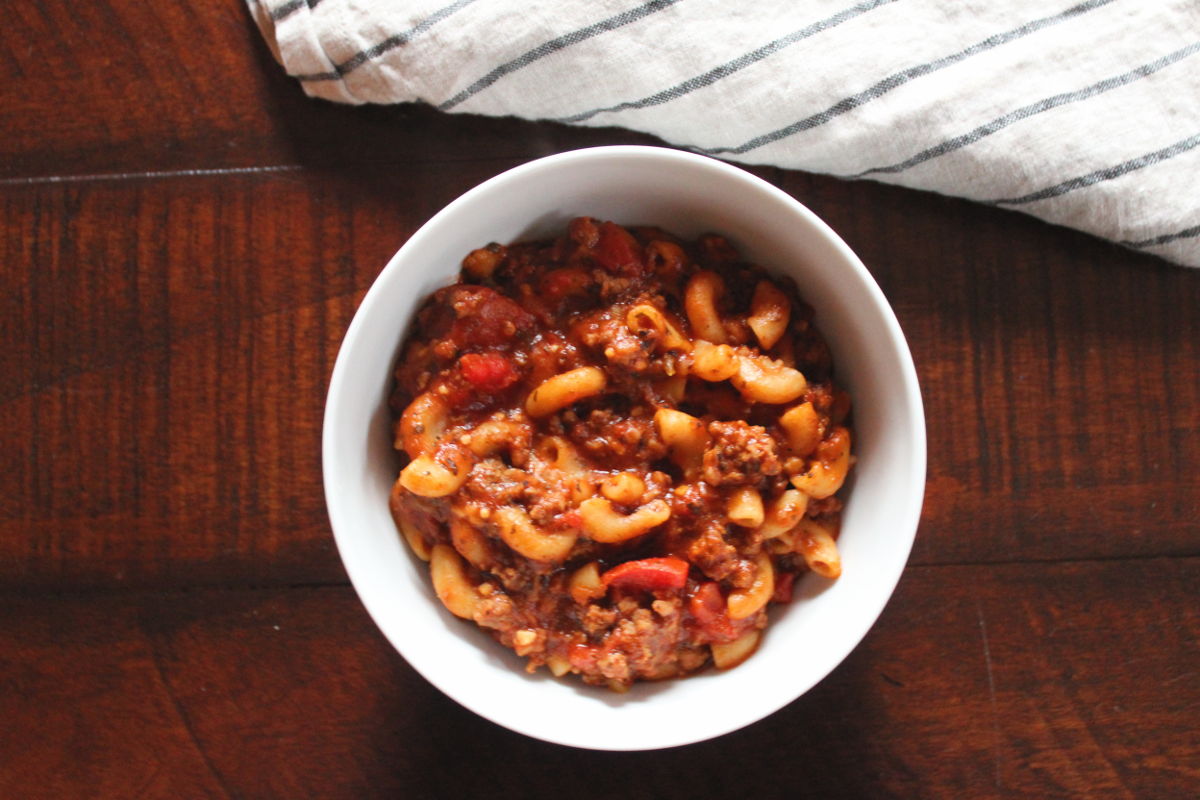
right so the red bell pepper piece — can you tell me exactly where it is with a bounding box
[601,557,689,592]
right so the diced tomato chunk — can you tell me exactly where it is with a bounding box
[439,382,473,409]
[601,557,689,592]
[687,581,738,642]
[595,221,644,276]
[541,266,592,302]
[553,508,583,531]
[772,570,796,604]
[458,352,518,392]
[447,287,535,349]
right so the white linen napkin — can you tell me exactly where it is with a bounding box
[248,0,1200,268]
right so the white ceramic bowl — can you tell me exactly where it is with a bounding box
[323,146,926,751]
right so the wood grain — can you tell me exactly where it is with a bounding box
[0,162,504,588]
[779,172,1200,565]
[0,1,662,181]
[2,0,1198,793]
[3,162,1197,588]
[2,560,1195,798]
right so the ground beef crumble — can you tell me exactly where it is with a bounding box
[702,420,783,486]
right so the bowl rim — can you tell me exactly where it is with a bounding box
[322,144,927,750]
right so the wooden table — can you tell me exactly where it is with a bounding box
[3,3,1197,797]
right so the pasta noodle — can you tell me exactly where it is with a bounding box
[654,408,710,479]
[626,303,692,353]
[794,518,842,579]
[725,486,765,528]
[730,350,808,404]
[684,270,728,344]
[394,509,432,561]
[398,392,449,456]
[726,553,775,620]
[525,366,607,418]
[449,516,492,570]
[398,449,473,498]
[493,506,578,563]
[429,544,482,620]
[779,401,822,457]
[578,497,672,544]
[748,280,791,350]
[757,489,809,539]
[790,426,852,499]
[387,218,853,690]
[689,340,740,382]
[600,472,647,506]
[711,629,762,670]
[568,561,605,604]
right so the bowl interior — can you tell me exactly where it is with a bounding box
[323,146,925,750]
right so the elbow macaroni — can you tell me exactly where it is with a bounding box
[579,497,671,544]
[525,366,607,418]
[794,518,842,579]
[684,270,729,343]
[711,628,762,670]
[568,561,605,604]
[790,426,851,499]
[449,516,492,571]
[398,392,450,456]
[730,350,808,404]
[757,489,809,539]
[779,401,822,456]
[600,472,647,506]
[727,553,775,620]
[725,486,764,528]
[748,280,791,350]
[626,303,692,353]
[689,340,740,382]
[654,408,710,479]
[399,448,473,498]
[430,544,482,619]
[493,506,578,563]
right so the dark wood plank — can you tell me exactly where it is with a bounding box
[781,172,1200,566]
[2,559,1196,798]
[0,0,662,180]
[0,160,512,589]
[4,0,1195,794]
[3,165,1199,589]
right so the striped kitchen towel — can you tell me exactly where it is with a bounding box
[248,0,1200,268]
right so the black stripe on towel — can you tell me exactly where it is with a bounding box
[851,41,1200,179]
[992,133,1200,205]
[551,0,900,125]
[438,0,683,111]
[695,0,1116,156]
[271,0,325,23]
[271,0,304,21]
[1120,224,1200,249]
[296,0,480,82]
